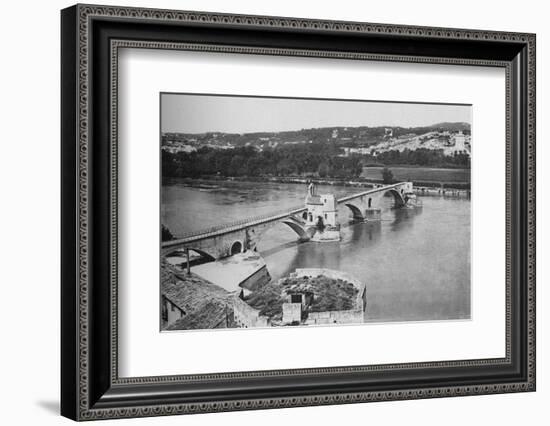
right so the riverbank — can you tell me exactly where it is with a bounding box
[164,175,471,198]
[362,165,470,183]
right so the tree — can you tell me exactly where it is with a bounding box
[382,167,394,184]
[317,161,329,178]
[161,225,174,241]
[228,155,245,176]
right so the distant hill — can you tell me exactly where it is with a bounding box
[429,122,471,132]
[162,122,471,148]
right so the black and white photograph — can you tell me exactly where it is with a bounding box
[160,93,472,331]
[1,0,542,422]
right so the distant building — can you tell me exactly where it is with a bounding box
[384,128,393,138]
[204,144,234,150]
[435,132,451,145]
[452,131,466,151]
[161,144,196,154]
[342,147,371,156]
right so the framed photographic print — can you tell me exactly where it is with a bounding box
[61,4,536,421]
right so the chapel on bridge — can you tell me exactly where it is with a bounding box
[303,183,340,242]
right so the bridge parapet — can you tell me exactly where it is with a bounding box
[163,204,307,248]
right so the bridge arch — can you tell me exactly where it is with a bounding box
[280,219,311,241]
[230,240,243,255]
[385,189,406,208]
[345,203,364,220]
[164,247,216,263]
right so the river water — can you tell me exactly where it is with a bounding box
[162,179,470,322]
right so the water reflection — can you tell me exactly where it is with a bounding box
[389,206,421,231]
[344,221,382,247]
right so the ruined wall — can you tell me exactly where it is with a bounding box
[305,308,363,325]
[232,295,270,328]
[292,268,367,325]
[240,264,271,292]
[282,302,302,324]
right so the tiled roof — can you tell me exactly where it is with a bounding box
[166,300,228,330]
[161,263,233,330]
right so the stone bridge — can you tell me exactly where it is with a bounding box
[339,181,413,220]
[161,182,413,260]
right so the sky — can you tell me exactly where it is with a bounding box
[161,93,471,134]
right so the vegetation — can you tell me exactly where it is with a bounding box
[162,144,363,179]
[281,275,358,313]
[245,274,359,320]
[162,143,470,183]
[162,122,470,149]
[245,282,285,319]
[372,148,470,168]
[362,166,471,184]
[161,225,174,241]
[382,167,394,184]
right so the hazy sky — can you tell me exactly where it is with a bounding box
[161,93,471,134]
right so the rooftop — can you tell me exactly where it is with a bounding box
[165,300,228,331]
[161,262,233,330]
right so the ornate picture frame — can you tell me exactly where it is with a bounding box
[61,4,535,421]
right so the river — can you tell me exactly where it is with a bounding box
[162,179,470,323]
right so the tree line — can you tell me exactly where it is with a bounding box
[370,148,470,168]
[162,144,363,179]
[162,144,470,180]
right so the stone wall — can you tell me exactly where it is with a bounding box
[282,302,302,324]
[305,307,363,325]
[291,268,367,325]
[240,264,271,293]
[232,295,270,328]
[233,268,367,328]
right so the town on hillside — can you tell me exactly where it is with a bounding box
[161,123,471,190]
[161,122,471,157]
